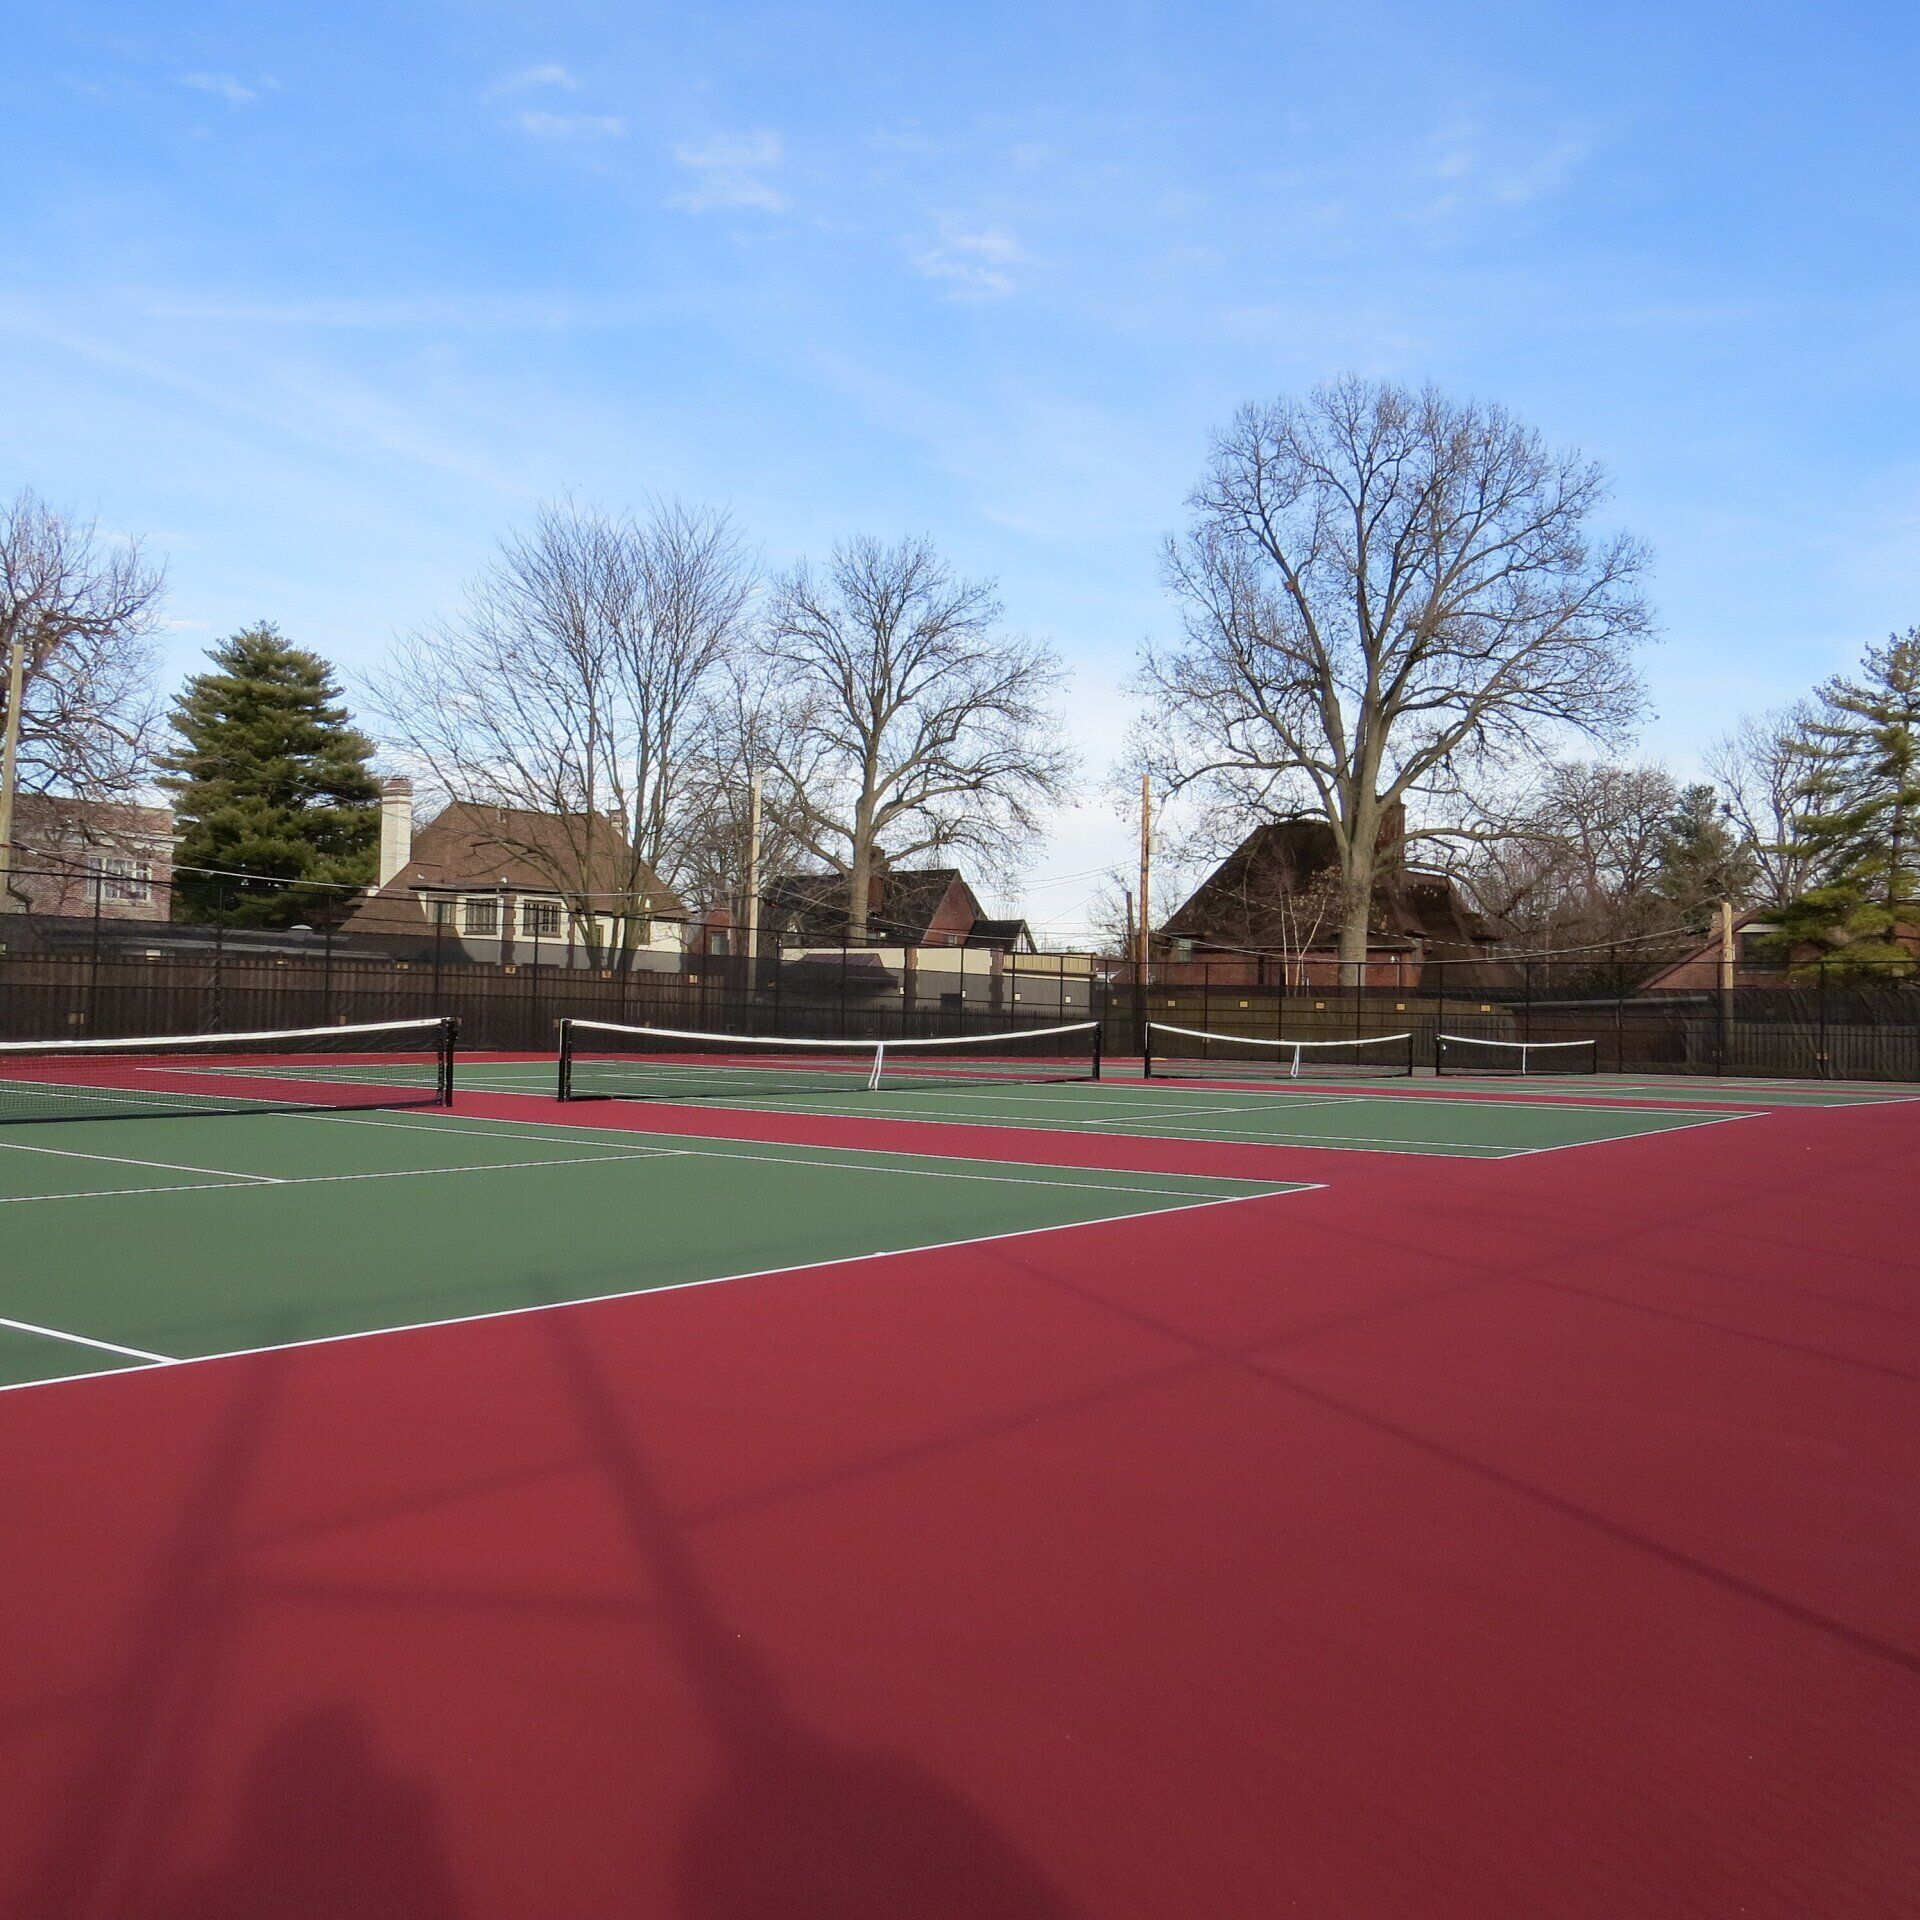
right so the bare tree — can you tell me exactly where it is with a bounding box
[371,498,754,942]
[0,490,164,899]
[672,665,815,938]
[758,536,1073,942]
[1134,378,1652,976]
[1706,703,1823,908]
[1462,760,1682,948]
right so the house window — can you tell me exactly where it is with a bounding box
[99,858,152,904]
[522,899,564,938]
[462,897,500,936]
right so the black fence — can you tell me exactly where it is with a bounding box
[0,899,1098,1056]
[4,887,1920,1080]
[1113,956,1920,1082]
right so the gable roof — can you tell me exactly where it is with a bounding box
[340,802,685,935]
[9,794,175,849]
[765,867,982,945]
[1161,818,1510,956]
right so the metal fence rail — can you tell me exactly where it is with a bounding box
[4,882,1919,1080]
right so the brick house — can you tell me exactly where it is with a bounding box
[2,795,175,921]
[1155,810,1517,989]
[338,781,689,967]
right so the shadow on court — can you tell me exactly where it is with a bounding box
[546,1310,1086,1920]
[155,1705,466,1920]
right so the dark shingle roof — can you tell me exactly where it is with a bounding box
[765,867,979,945]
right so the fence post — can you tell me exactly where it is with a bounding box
[1611,945,1623,1073]
[87,868,103,1032]
[1817,960,1829,1079]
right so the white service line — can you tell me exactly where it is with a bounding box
[0,1182,1328,1399]
[1500,1108,1763,1155]
[0,1151,697,1207]
[0,1314,171,1363]
[293,1108,1293,1201]
[539,1092,1524,1157]
[0,1136,284,1182]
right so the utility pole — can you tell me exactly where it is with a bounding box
[1137,771,1152,968]
[744,771,763,994]
[1717,897,1736,1072]
[0,630,26,912]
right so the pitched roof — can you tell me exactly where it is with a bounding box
[1161,818,1509,954]
[340,802,685,935]
[10,794,175,846]
[965,918,1036,952]
[765,867,982,945]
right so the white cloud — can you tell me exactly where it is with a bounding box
[668,131,788,213]
[909,227,1028,299]
[1418,120,1595,218]
[179,72,276,107]
[515,110,625,141]
[484,63,579,100]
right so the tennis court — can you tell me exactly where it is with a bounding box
[0,1103,1303,1392]
[3,1016,1917,1919]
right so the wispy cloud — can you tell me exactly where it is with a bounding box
[515,110,625,141]
[128,291,651,330]
[179,72,276,107]
[1419,120,1596,218]
[909,227,1028,299]
[484,62,578,101]
[668,131,788,213]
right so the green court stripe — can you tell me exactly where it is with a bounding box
[0,1150,693,1206]
[0,1182,1318,1399]
[293,1110,1294,1200]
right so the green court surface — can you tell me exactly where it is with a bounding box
[450,1059,1765,1156]
[1432,1073,1918,1107]
[0,1105,1303,1391]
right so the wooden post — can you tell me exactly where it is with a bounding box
[744,771,763,995]
[1137,772,1152,968]
[1717,898,1736,1073]
[0,632,26,911]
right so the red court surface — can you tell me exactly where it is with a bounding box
[3,1093,1916,1918]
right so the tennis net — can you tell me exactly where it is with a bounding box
[558,1020,1102,1102]
[1145,1024,1415,1081]
[1435,1033,1599,1076]
[0,1017,458,1125]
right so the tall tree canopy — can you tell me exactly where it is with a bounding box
[372,497,753,940]
[160,624,381,925]
[1771,629,1920,971]
[1653,782,1756,917]
[758,535,1071,942]
[0,490,163,902]
[1135,377,1652,974]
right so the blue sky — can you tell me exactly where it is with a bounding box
[6,1,1917,942]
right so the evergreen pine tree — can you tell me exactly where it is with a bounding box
[1772,628,1920,974]
[1653,782,1756,916]
[159,623,382,926]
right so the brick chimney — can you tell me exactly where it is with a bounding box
[378,777,414,888]
[1375,798,1407,870]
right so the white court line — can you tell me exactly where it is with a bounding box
[467,1071,1747,1142]
[0,1314,171,1363]
[0,1182,1327,1399]
[293,1109,1289,1201]
[0,1137,284,1182]
[0,1151,696,1207]
[545,1093,1528,1157]
[1501,1109,1763,1155]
